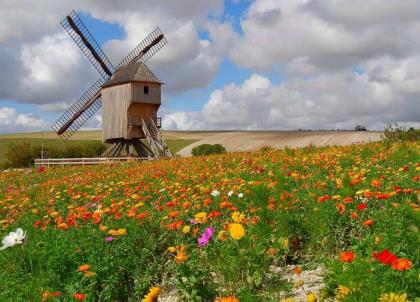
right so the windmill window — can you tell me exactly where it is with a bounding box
[144,86,149,94]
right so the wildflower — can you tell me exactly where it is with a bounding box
[391,258,412,271]
[73,293,86,300]
[238,193,244,198]
[371,179,382,188]
[182,225,191,233]
[336,203,346,215]
[357,203,367,211]
[105,236,113,242]
[167,246,176,253]
[335,285,351,300]
[378,292,409,302]
[211,189,220,197]
[142,287,161,302]
[373,249,398,265]
[175,251,188,263]
[78,264,91,273]
[198,227,214,247]
[293,266,302,276]
[340,251,356,263]
[232,211,245,223]
[227,191,233,197]
[280,299,295,302]
[108,228,126,236]
[218,230,228,241]
[280,237,289,249]
[194,212,207,224]
[363,219,374,227]
[307,292,317,302]
[0,228,26,250]
[214,296,240,302]
[229,223,245,240]
[344,196,352,203]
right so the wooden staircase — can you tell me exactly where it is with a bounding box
[141,118,172,158]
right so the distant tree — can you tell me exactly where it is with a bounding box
[355,125,367,131]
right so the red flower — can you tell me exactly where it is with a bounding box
[372,249,398,265]
[340,251,356,263]
[357,203,366,211]
[344,197,352,204]
[318,195,330,203]
[73,293,86,300]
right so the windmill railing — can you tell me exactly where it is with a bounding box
[128,117,161,128]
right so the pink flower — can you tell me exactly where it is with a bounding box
[198,227,214,247]
[105,236,114,242]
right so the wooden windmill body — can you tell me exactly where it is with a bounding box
[101,63,162,142]
[51,10,171,158]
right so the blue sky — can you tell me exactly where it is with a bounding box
[1,0,419,133]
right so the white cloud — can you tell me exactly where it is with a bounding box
[0,107,46,133]
[163,66,420,131]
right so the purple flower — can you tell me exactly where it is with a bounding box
[105,236,114,242]
[190,218,197,225]
[198,227,214,247]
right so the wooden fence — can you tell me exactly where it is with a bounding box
[35,157,152,166]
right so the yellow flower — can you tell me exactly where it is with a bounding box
[280,237,289,249]
[307,292,317,302]
[194,212,207,224]
[336,285,351,300]
[142,287,161,302]
[279,299,295,302]
[218,230,228,241]
[108,228,126,236]
[378,292,409,302]
[167,246,176,253]
[229,223,245,240]
[99,224,108,232]
[232,211,245,223]
[182,225,191,234]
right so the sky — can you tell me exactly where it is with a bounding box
[0,0,419,134]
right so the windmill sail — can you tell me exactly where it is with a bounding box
[116,27,167,68]
[61,10,114,79]
[51,79,104,141]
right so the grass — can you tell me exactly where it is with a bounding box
[0,140,418,301]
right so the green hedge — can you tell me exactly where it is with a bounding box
[191,144,226,156]
[3,140,107,168]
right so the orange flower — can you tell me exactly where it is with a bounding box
[336,203,346,215]
[391,258,412,271]
[340,251,356,263]
[73,293,86,300]
[293,266,302,276]
[78,264,91,273]
[371,179,381,188]
[344,196,352,203]
[214,296,240,302]
[175,252,188,263]
[363,219,374,227]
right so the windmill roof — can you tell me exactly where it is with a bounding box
[102,62,162,88]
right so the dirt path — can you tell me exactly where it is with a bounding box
[176,131,382,156]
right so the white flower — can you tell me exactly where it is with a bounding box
[0,228,26,250]
[211,189,220,197]
[238,193,244,198]
[227,191,233,197]
[159,188,166,192]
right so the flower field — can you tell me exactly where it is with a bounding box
[0,141,419,301]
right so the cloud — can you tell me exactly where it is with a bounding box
[163,64,420,131]
[229,0,420,72]
[0,107,46,133]
[0,0,225,108]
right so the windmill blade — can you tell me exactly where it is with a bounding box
[51,79,104,141]
[116,27,167,69]
[61,10,115,79]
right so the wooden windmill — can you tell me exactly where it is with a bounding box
[51,10,171,158]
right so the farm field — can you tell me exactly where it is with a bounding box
[0,141,419,301]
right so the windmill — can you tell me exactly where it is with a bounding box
[51,10,172,158]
